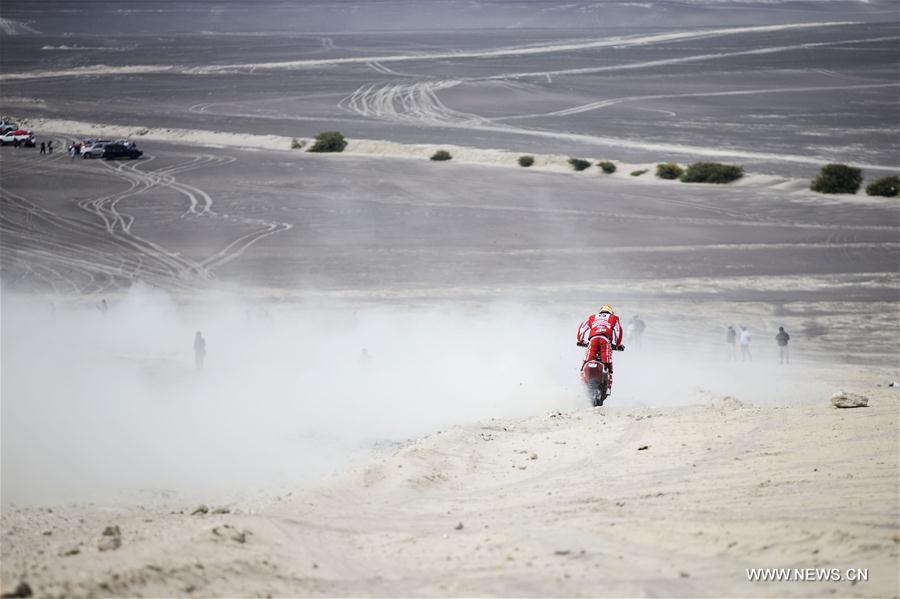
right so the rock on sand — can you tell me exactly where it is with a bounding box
[830,391,869,408]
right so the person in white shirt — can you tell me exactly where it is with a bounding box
[739,326,752,362]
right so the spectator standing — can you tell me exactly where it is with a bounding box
[739,326,752,362]
[47,140,53,154]
[634,315,645,350]
[776,326,791,364]
[726,325,737,361]
[194,331,207,371]
[39,142,46,155]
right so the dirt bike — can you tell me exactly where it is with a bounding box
[577,337,624,407]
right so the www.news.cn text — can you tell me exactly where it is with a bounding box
[746,568,869,583]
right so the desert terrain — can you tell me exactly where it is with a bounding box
[1,1,898,597]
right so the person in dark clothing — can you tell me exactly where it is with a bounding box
[194,331,207,371]
[39,142,46,155]
[726,325,737,361]
[47,140,53,154]
[776,326,791,364]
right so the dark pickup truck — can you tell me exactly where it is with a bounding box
[102,143,143,160]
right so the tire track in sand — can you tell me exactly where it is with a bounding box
[1,151,292,292]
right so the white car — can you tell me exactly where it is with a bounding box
[81,141,112,158]
[0,129,36,146]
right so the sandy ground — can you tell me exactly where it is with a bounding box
[2,134,898,598]
[1,362,897,598]
[2,8,898,596]
[2,19,897,176]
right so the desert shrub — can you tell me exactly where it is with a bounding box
[598,160,616,174]
[810,163,862,194]
[430,150,452,161]
[308,131,347,153]
[630,169,648,177]
[656,162,684,180]
[680,162,744,184]
[518,155,535,167]
[865,175,899,197]
[290,138,304,150]
[568,158,591,172]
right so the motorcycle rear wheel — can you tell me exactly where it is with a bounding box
[588,381,608,407]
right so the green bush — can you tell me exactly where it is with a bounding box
[630,169,648,177]
[568,158,591,172]
[656,162,684,180]
[598,160,616,174]
[518,155,535,167]
[865,175,899,197]
[810,164,862,194]
[680,162,744,184]
[290,138,304,150]
[308,131,347,153]
[430,150,452,161]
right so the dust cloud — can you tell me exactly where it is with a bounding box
[1,285,583,505]
[1,285,819,506]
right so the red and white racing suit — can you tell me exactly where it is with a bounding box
[577,312,623,389]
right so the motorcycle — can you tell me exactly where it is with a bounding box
[577,337,624,407]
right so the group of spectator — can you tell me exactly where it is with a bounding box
[726,325,791,363]
[619,316,792,364]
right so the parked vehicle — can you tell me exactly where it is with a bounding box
[102,143,143,160]
[81,141,111,158]
[0,129,36,146]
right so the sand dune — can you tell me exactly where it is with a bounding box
[2,368,896,598]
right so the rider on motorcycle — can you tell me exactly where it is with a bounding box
[577,305,624,392]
